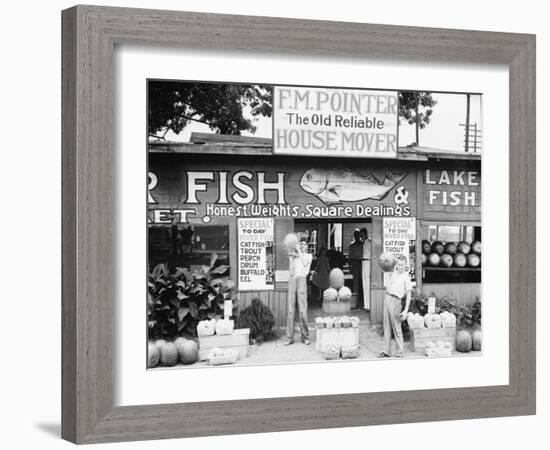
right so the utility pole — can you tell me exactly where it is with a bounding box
[464,94,471,152]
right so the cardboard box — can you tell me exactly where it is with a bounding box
[315,327,359,352]
[198,328,250,361]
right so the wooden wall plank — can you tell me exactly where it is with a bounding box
[370,289,385,324]
[421,283,481,305]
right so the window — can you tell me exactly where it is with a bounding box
[422,224,481,284]
[148,224,230,273]
[428,225,474,243]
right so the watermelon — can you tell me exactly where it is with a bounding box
[428,252,441,266]
[338,286,352,301]
[160,342,179,366]
[440,254,453,267]
[421,253,428,265]
[154,339,167,349]
[432,241,444,255]
[453,253,467,268]
[456,330,473,352]
[471,241,482,255]
[421,240,432,254]
[147,342,160,368]
[467,253,481,268]
[472,330,482,351]
[378,252,397,272]
[329,268,345,289]
[457,241,471,254]
[178,339,199,365]
[444,242,458,255]
[174,336,188,346]
[323,287,338,302]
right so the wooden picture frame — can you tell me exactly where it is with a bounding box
[61,5,536,444]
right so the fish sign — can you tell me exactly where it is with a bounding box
[300,168,407,204]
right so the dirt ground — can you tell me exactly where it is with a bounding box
[160,311,478,370]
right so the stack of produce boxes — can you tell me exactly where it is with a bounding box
[407,311,457,354]
[315,316,360,360]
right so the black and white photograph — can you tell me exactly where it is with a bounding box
[146,80,482,368]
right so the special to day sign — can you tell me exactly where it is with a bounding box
[273,86,399,158]
[383,217,416,283]
[237,217,275,291]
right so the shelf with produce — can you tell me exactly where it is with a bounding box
[422,266,481,272]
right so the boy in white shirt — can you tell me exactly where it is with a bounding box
[378,255,412,358]
[284,239,313,345]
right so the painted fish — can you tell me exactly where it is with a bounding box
[299,168,407,204]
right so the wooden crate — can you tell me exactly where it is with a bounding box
[410,327,456,352]
[198,328,250,361]
[315,327,359,352]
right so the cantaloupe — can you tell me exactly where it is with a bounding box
[338,286,352,301]
[472,330,482,351]
[456,330,473,353]
[147,342,160,368]
[329,268,345,290]
[323,287,338,301]
[159,342,179,366]
[178,339,199,365]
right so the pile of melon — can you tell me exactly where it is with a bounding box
[456,329,482,353]
[421,239,481,268]
[197,318,234,337]
[147,337,199,368]
[425,340,453,357]
[406,312,424,329]
[322,268,352,302]
[406,311,457,329]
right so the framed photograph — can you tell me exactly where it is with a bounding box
[62,5,536,444]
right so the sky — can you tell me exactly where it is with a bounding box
[156,90,482,154]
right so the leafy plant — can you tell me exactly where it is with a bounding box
[402,291,481,337]
[236,298,275,344]
[398,91,437,146]
[147,254,236,340]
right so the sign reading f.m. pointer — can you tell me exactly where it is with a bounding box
[273,86,399,158]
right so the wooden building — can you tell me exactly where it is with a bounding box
[148,135,481,326]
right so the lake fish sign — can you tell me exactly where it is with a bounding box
[273,86,399,158]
